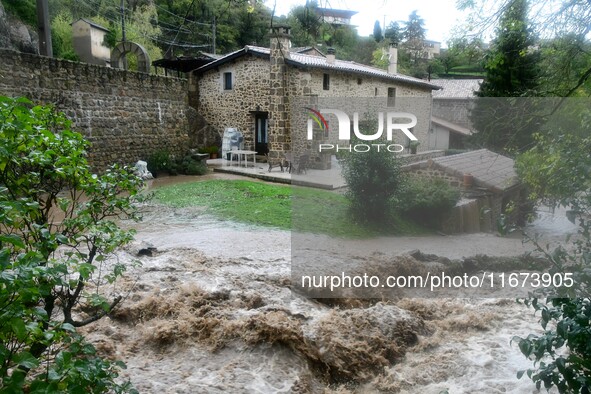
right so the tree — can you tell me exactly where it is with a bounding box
[458,0,591,97]
[538,34,591,97]
[401,10,426,65]
[445,36,486,67]
[371,47,389,70]
[477,0,539,97]
[0,96,143,392]
[384,21,401,45]
[513,104,591,393]
[339,115,406,226]
[469,0,541,152]
[51,10,79,60]
[287,1,322,46]
[436,49,459,74]
[372,20,383,42]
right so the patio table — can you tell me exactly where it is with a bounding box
[232,150,257,167]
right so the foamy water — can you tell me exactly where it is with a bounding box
[84,202,572,393]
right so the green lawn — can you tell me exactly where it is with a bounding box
[152,180,425,238]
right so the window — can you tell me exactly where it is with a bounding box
[323,73,330,90]
[357,78,362,85]
[374,87,378,96]
[223,72,233,90]
[387,87,396,107]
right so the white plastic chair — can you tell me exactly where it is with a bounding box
[230,146,240,165]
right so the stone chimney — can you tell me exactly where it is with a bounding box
[326,47,336,64]
[388,43,398,74]
[269,25,291,60]
[268,25,292,159]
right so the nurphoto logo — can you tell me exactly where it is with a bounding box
[305,108,418,153]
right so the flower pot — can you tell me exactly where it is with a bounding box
[210,153,218,159]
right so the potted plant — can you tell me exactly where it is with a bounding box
[207,146,219,159]
[409,140,420,154]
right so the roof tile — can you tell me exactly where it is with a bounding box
[431,149,520,192]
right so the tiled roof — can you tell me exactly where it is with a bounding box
[432,149,519,192]
[291,46,311,52]
[193,45,441,91]
[291,46,325,57]
[432,79,483,98]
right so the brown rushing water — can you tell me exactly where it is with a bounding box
[80,174,570,393]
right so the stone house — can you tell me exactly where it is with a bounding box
[71,18,111,66]
[430,79,483,150]
[403,149,527,232]
[423,39,441,59]
[316,8,358,26]
[189,26,440,169]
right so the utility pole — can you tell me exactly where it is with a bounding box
[212,16,216,54]
[120,0,128,69]
[36,0,52,57]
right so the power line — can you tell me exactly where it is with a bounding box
[151,1,211,27]
[76,0,211,49]
[165,0,197,58]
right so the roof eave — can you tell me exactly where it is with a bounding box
[193,47,270,75]
[284,59,440,90]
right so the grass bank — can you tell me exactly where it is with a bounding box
[152,179,425,238]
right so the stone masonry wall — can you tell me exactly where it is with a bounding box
[0,49,190,171]
[432,98,476,129]
[288,68,434,168]
[268,30,292,157]
[194,54,270,151]
[193,47,436,167]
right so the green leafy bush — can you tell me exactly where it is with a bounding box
[340,140,406,225]
[147,149,171,175]
[0,96,142,393]
[182,157,208,175]
[397,177,460,228]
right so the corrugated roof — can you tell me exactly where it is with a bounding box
[432,79,483,98]
[193,45,441,91]
[432,149,519,192]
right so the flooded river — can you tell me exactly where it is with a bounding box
[80,176,575,393]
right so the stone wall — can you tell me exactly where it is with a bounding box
[0,49,190,171]
[287,68,434,169]
[432,98,476,129]
[193,48,436,167]
[193,54,270,151]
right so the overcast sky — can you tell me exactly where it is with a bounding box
[264,0,470,46]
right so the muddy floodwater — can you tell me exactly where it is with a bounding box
[82,175,574,393]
